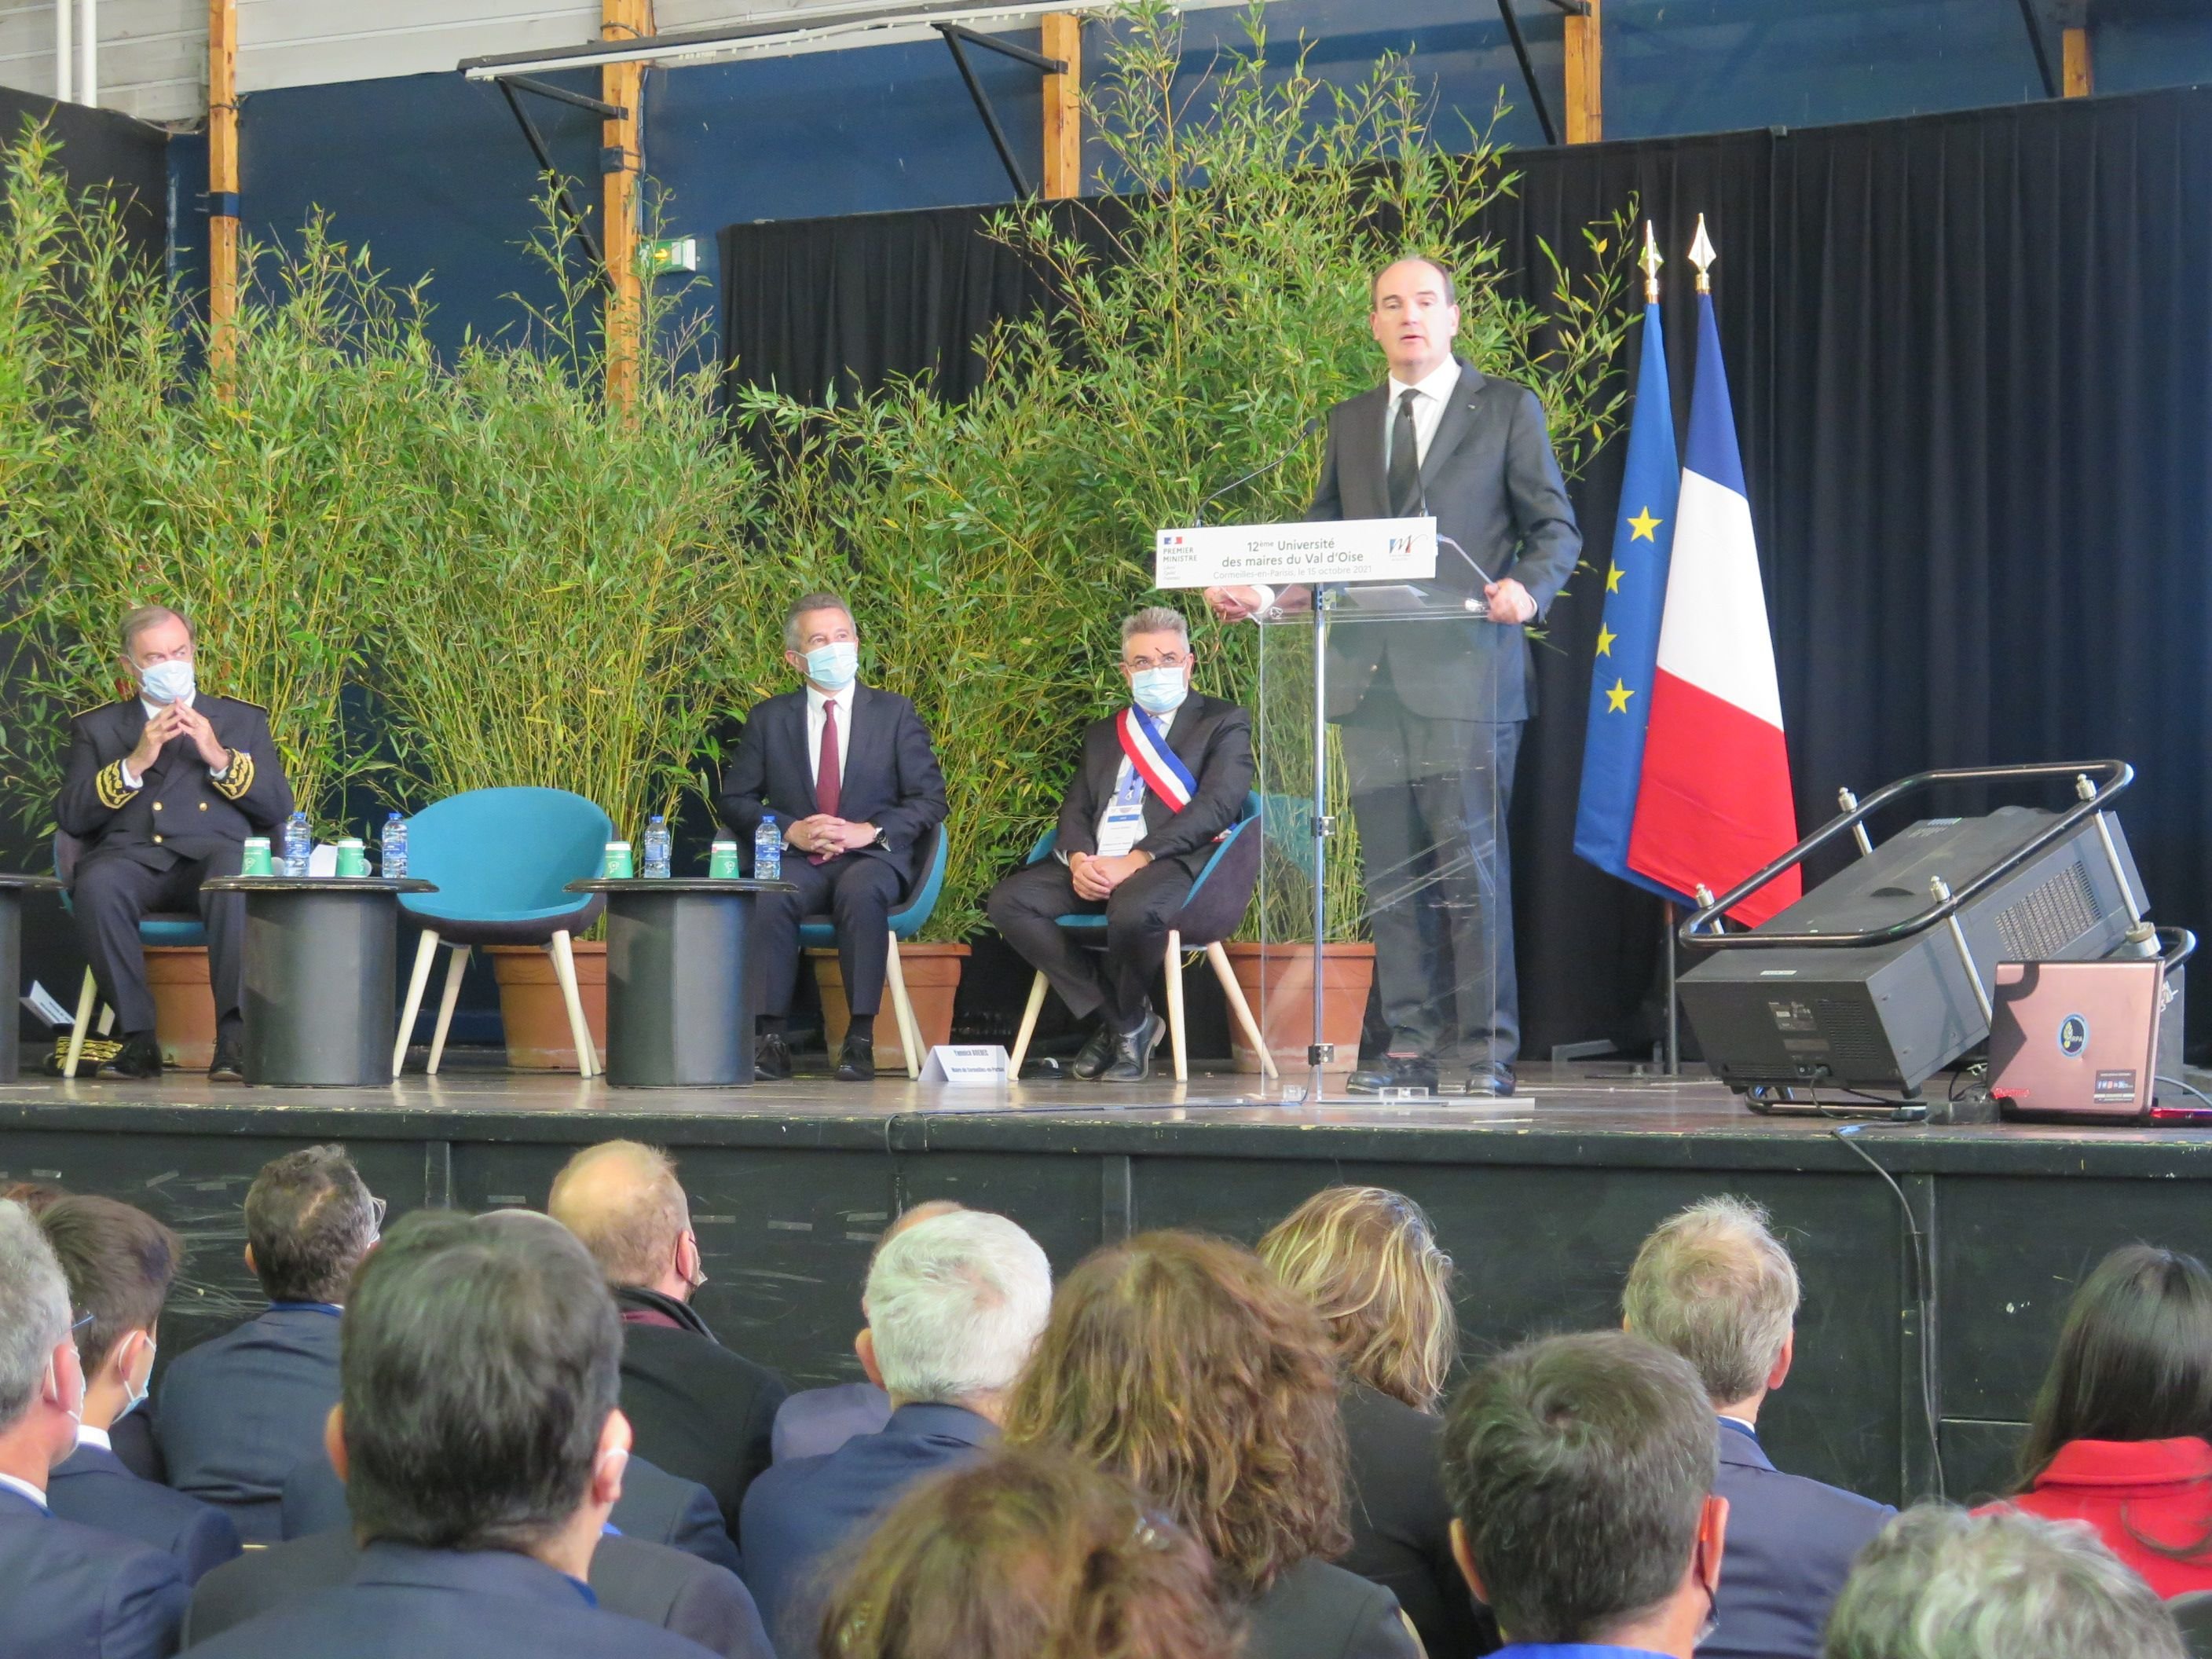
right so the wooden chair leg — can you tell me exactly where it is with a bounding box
[1207,942,1277,1080]
[882,932,923,1081]
[1163,929,1189,1082]
[393,928,440,1079]
[427,945,471,1077]
[63,966,97,1079]
[96,1005,115,1038]
[548,930,599,1079]
[1009,972,1049,1075]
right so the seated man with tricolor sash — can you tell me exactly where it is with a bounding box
[987,606,1253,1083]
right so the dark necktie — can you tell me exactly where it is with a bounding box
[816,702,841,819]
[1387,386,1422,517]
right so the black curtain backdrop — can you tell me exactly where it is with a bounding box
[722,86,2212,1059]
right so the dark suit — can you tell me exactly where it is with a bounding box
[0,1482,189,1659]
[50,1438,243,1585]
[738,1401,994,1659]
[1338,1382,1499,1657]
[1307,358,1580,1071]
[57,694,293,1037]
[613,1287,788,1537]
[1705,1418,1894,1659]
[986,694,1253,1030]
[1243,1558,1423,1659]
[183,1526,770,1659]
[108,1407,166,1484]
[177,1540,716,1659]
[155,1303,341,1543]
[771,1382,890,1465]
[717,684,947,1020]
[281,1447,742,1577]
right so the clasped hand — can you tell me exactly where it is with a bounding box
[786,815,877,856]
[128,703,229,777]
[1070,848,1150,902]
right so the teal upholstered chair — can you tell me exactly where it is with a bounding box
[796,821,949,1080]
[55,830,207,1078]
[390,787,613,1079]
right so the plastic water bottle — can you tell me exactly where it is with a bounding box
[282,811,310,877]
[753,815,782,881]
[380,811,408,879]
[643,815,672,880]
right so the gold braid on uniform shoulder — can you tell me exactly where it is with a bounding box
[94,760,134,811]
[212,749,255,800]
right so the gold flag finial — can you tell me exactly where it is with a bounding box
[1688,214,1717,294]
[1639,222,1663,304]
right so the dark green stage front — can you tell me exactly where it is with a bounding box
[7,1069,2207,1510]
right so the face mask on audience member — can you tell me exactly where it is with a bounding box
[804,641,859,691]
[1130,665,1189,716]
[119,1335,155,1417]
[140,658,195,705]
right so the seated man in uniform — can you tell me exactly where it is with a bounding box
[987,607,1252,1084]
[57,606,292,1082]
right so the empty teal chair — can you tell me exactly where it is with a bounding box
[796,821,949,1079]
[390,787,613,1079]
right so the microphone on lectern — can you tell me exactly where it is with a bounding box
[1194,417,1323,526]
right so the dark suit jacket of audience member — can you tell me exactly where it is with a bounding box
[738,1401,995,1659]
[0,1482,189,1659]
[613,1287,789,1533]
[1338,1379,1500,1657]
[156,1302,342,1542]
[771,1382,891,1465]
[177,1539,717,1659]
[50,1436,244,1584]
[183,1524,771,1659]
[281,1447,742,1577]
[1244,1557,1424,1659]
[109,1404,166,1483]
[1705,1417,1894,1659]
[1052,694,1254,877]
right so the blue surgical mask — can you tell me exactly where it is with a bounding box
[804,641,859,690]
[119,1339,154,1417]
[1131,666,1189,716]
[140,659,195,705]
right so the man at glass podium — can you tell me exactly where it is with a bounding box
[1206,256,1581,1097]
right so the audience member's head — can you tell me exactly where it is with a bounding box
[2016,1243,2212,1489]
[815,1443,1240,1659]
[1441,1331,1723,1654]
[547,1139,704,1303]
[1005,1229,1350,1598]
[0,1199,86,1482]
[244,1144,380,1306]
[1624,1195,1800,1414]
[0,1181,66,1213]
[1822,1504,2186,1659]
[1258,1185,1456,1412]
[331,1208,629,1578]
[36,1195,181,1432]
[857,1210,1051,1423]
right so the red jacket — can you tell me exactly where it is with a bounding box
[1983,1437,2212,1597]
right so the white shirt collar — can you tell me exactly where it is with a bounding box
[1130,702,1179,734]
[0,1470,47,1508]
[75,1424,112,1453]
[139,691,195,721]
[1386,357,1461,406]
[805,681,857,718]
[1717,1412,1759,1432]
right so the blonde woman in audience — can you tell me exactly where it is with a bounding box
[1007,1229,1424,1659]
[1262,1186,1495,1657]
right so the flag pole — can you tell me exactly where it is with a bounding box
[1663,903,1680,1077]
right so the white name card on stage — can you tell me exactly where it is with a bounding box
[918,1045,1011,1085]
[1153,518,1438,589]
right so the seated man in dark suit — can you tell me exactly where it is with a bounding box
[719,591,947,1082]
[987,606,1253,1083]
[37,1194,241,1583]
[0,1199,188,1659]
[548,1141,787,1532]
[157,1144,379,1540]
[739,1209,1052,1659]
[1623,1196,1893,1659]
[1441,1331,1727,1658]
[183,1207,717,1659]
[57,605,293,1082]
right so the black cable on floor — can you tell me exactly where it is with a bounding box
[1833,1122,1946,1503]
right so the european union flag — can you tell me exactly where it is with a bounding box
[1573,288,1683,898]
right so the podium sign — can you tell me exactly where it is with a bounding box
[1154,518,1438,590]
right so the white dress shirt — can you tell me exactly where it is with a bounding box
[75,1423,113,1452]
[1382,356,1461,472]
[1092,705,1177,855]
[804,681,857,794]
[0,1470,46,1508]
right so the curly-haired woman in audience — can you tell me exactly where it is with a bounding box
[1262,1186,1495,1657]
[816,1442,1240,1659]
[1981,1242,2212,1595]
[1006,1229,1423,1659]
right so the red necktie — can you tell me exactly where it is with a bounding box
[816,702,841,819]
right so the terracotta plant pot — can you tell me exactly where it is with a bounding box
[1221,940,1375,1075]
[145,946,216,1071]
[811,942,971,1069]
[487,941,607,1072]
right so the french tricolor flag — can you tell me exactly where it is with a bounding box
[1627,243,1800,925]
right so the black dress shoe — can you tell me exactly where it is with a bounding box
[208,1037,246,1083]
[835,1034,877,1083]
[1346,1054,1438,1095]
[97,1032,163,1080]
[1099,1015,1166,1083]
[754,1031,792,1082]
[1070,1020,1120,1082]
[1465,1064,1517,1098]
